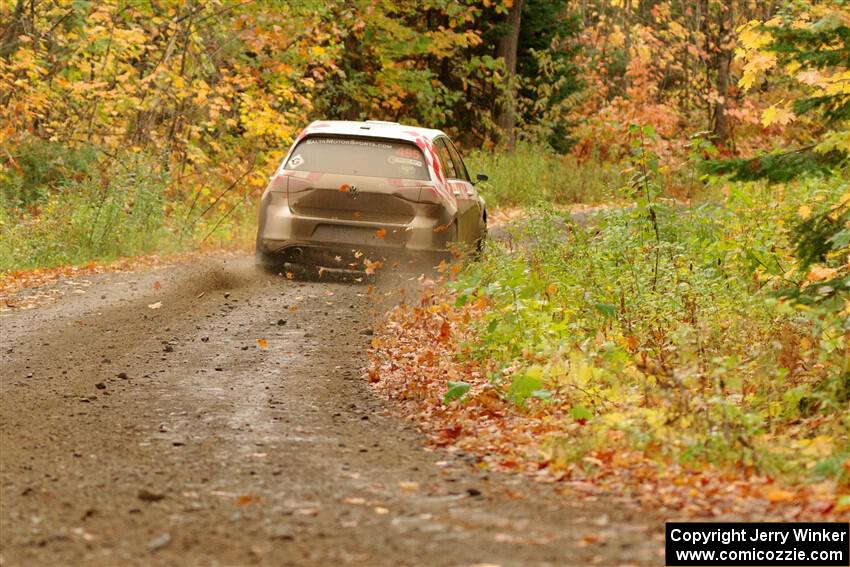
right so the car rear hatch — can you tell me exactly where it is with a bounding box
[279,134,443,247]
[288,173,421,224]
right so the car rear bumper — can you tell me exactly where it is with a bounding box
[256,192,455,268]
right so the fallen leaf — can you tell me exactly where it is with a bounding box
[257,338,268,349]
[153,281,161,290]
[367,367,381,382]
[237,494,260,506]
[375,228,387,239]
[767,489,796,503]
[438,319,450,340]
[147,301,162,309]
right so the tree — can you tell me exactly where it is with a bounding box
[495,0,524,150]
[705,0,850,180]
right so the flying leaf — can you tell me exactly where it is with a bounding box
[364,259,383,275]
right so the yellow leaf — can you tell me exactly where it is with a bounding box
[738,22,772,50]
[798,205,812,219]
[761,104,796,127]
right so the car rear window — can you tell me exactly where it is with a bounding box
[283,136,430,181]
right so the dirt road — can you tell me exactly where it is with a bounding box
[1,256,662,566]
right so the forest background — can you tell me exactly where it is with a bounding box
[1,0,848,514]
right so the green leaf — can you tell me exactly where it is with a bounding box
[828,229,850,250]
[570,405,593,421]
[593,302,617,318]
[443,381,471,404]
[509,367,544,404]
[531,389,552,401]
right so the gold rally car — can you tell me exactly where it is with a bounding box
[255,120,487,272]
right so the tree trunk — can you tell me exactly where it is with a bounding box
[0,0,29,59]
[712,1,733,145]
[495,0,523,151]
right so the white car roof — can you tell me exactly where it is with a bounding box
[300,120,445,143]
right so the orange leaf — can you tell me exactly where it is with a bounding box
[237,494,260,506]
[438,319,450,341]
[368,367,381,383]
[339,184,350,193]
[153,281,161,290]
[766,489,795,503]
[364,259,383,275]
[375,228,387,239]
[256,338,268,349]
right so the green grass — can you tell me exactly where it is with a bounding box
[0,142,255,272]
[465,142,623,206]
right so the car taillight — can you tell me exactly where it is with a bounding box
[287,176,310,194]
[268,175,288,193]
[416,185,442,204]
[395,185,441,204]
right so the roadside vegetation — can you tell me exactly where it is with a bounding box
[2,0,848,516]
